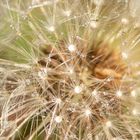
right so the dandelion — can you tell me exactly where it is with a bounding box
[0,0,140,140]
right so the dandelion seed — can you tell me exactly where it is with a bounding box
[1,0,140,139]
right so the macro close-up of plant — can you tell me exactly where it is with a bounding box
[0,0,140,140]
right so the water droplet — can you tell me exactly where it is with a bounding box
[55,116,62,123]
[105,120,112,127]
[68,44,76,52]
[47,26,55,32]
[116,90,123,97]
[10,24,14,29]
[26,79,31,85]
[90,21,98,29]
[74,86,83,94]
[38,68,47,79]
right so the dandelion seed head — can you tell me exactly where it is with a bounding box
[1,0,140,139]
